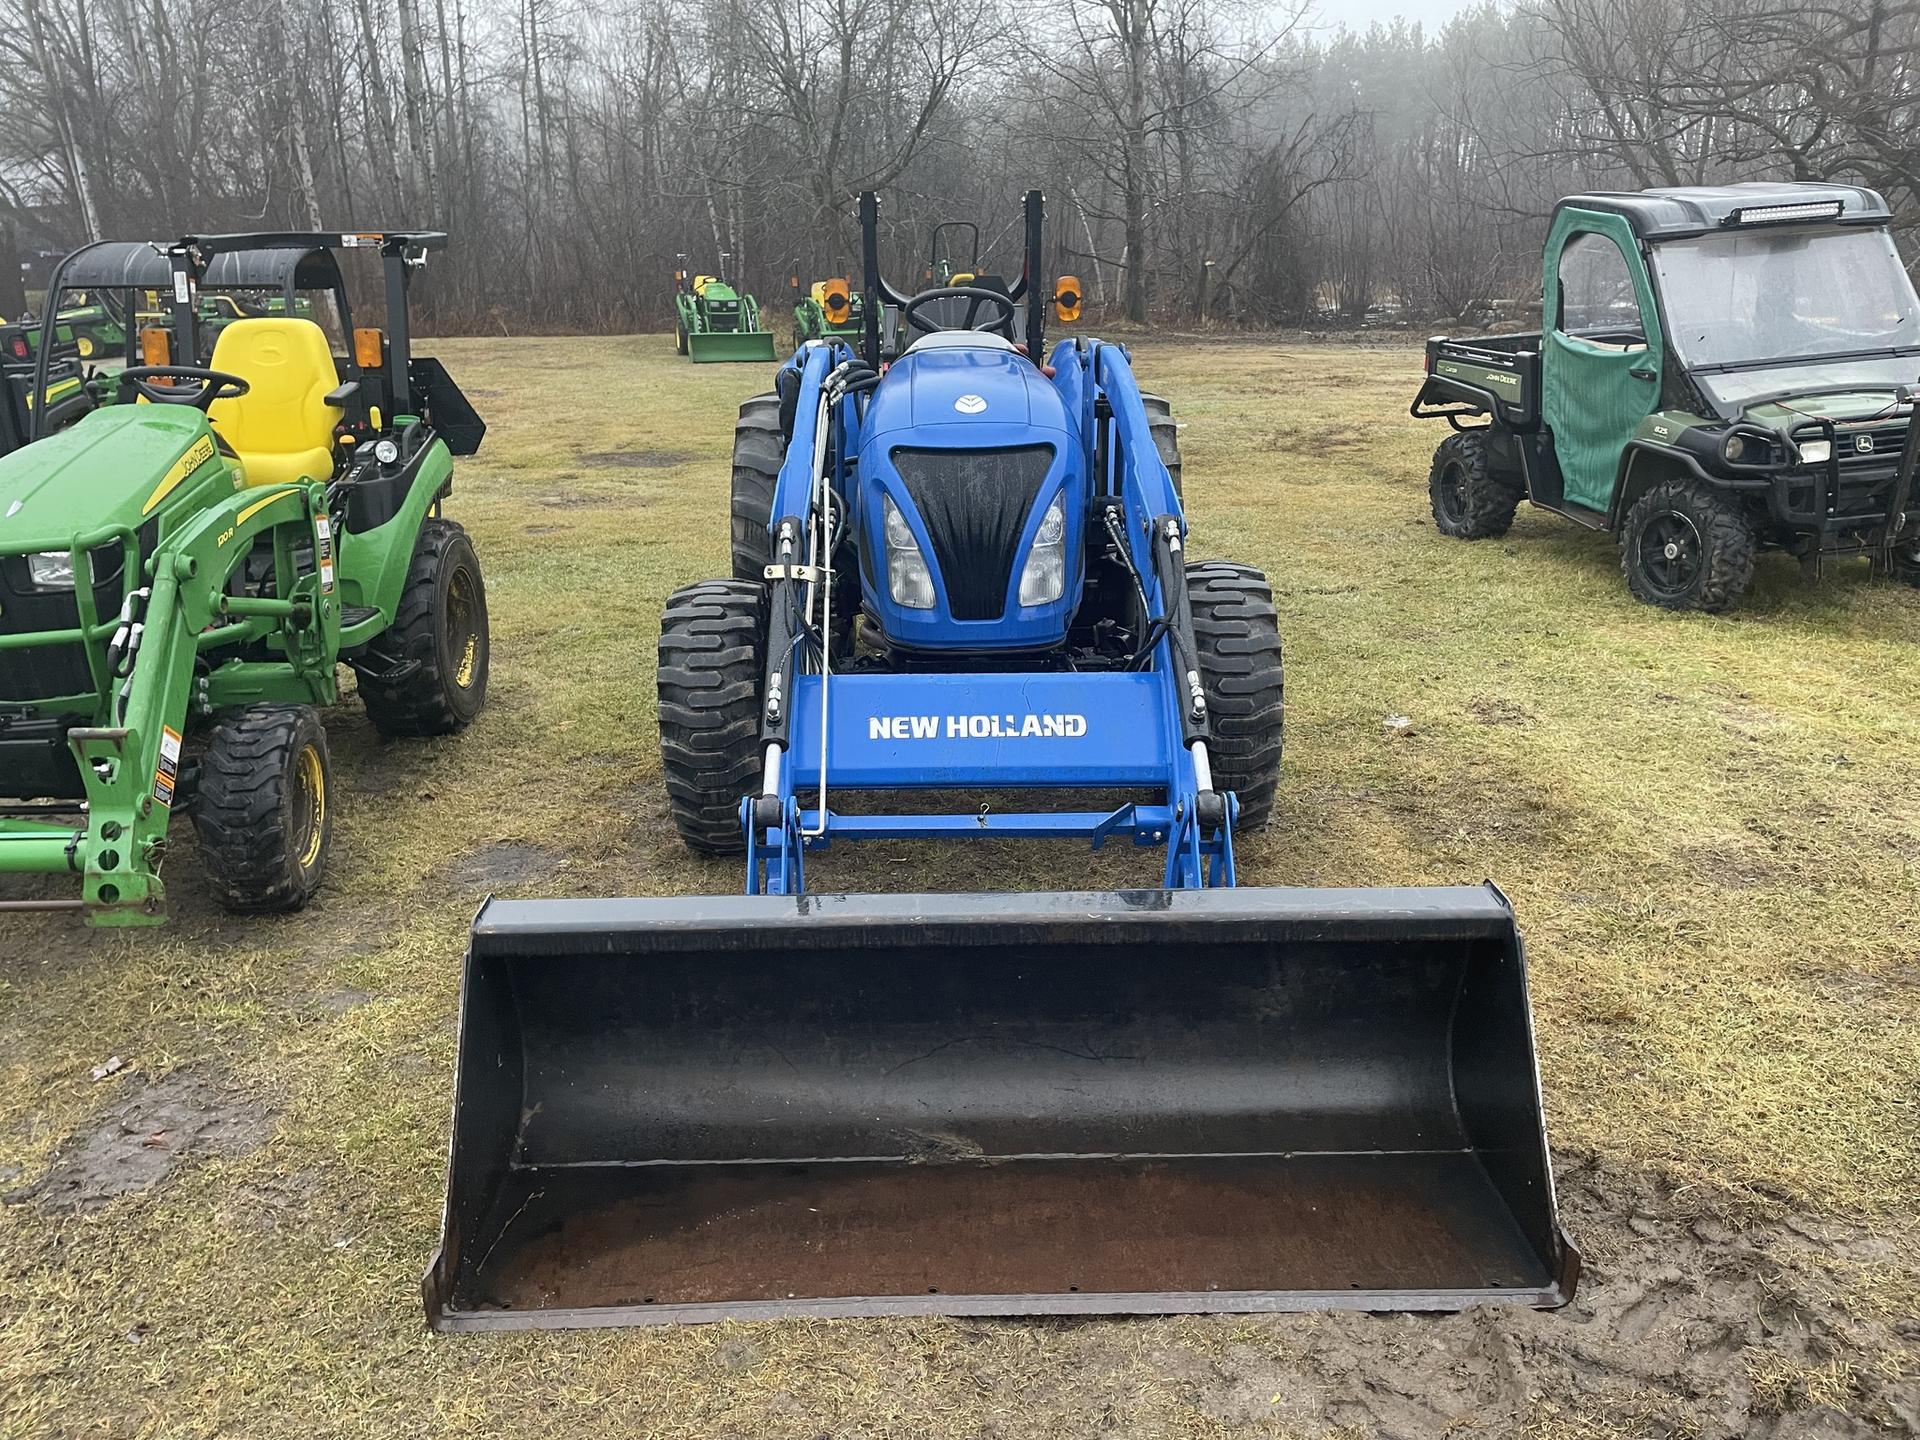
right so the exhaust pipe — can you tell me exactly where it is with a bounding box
[424,885,1578,1330]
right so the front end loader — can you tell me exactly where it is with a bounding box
[0,231,490,925]
[427,192,1577,1329]
[672,256,777,363]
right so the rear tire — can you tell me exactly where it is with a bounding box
[730,393,784,580]
[192,705,331,912]
[1428,431,1524,539]
[658,579,767,854]
[356,519,490,736]
[1620,479,1757,612]
[1187,561,1285,830]
[1140,392,1183,497]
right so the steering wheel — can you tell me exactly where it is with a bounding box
[116,366,250,411]
[902,285,1019,336]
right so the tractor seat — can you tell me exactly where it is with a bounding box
[206,318,346,487]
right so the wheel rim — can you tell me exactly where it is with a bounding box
[1437,461,1469,524]
[292,743,326,870]
[1637,510,1705,600]
[447,565,481,689]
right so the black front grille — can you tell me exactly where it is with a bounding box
[892,445,1053,621]
[0,543,130,702]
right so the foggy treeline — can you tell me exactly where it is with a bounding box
[2,0,1916,332]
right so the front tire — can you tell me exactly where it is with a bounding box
[1187,561,1286,830]
[1140,392,1183,497]
[192,705,332,912]
[1880,531,1920,588]
[1428,431,1525,539]
[730,393,784,580]
[658,579,768,854]
[356,519,490,736]
[1620,479,1757,612]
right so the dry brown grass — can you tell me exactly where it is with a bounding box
[1,335,1916,1437]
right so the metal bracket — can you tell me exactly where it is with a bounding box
[763,562,823,584]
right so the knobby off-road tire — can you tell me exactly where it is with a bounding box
[731,392,783,581]
[1620,479,1758,612]
[1187,560,1286,830]
[658,579,768,855]
[192,705,332,912]
[1428,431,1525,539]
[675,321,689,356]
[357,519,490,736]
[1140,392,1183,498]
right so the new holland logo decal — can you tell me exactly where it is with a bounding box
[953,394,987,414]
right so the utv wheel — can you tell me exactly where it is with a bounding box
[1620,480,1757,612]
[730,392,784,580]
[1187,561,1285,830]
[356,519,490,736]
[1140,392,1183,497]
[192,705,332,912]
[1428,431,1524,539]
[1882,532,1920,588]
[658,579,768,854]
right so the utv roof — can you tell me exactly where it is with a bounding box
[1556,182,1891,240]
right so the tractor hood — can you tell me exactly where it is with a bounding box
[865,341,1069,435]
[0,406,227,549]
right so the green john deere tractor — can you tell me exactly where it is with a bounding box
[789,275,864,349]
[672,254,776,363]
[0,230,490,926]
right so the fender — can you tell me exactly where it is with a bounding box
[335,431,456,644]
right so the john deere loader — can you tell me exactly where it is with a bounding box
[672,256,776,363]
[427,193,1576,1329]
[0,231,489,925]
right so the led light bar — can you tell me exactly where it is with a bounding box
[1725,200,1845,227]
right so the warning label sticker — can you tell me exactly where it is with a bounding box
[315,514,336,592]
[153,726,183,808]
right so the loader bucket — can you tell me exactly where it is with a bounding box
[686,329,777,363]
[424,886,1578,1330]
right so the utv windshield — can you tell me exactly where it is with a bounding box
[1652,226,1920,371]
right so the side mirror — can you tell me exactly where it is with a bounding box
[1053,276,1083,324]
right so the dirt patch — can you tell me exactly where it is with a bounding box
[523,523,563,536]
[578,449,694,469]
[1467,694,1535,727]
[442,840,563,890]
[1119,1154,1918,1438]
[5,1069,272,1214]
[533,492,629,509]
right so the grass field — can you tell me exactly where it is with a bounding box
[2,335,1916,1438]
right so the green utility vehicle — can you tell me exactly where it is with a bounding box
[0,231,489,926]
[1413,183,1920,610]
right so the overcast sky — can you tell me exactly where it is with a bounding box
[1303,0,1482,35]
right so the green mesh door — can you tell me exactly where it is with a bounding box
[1540,211,1664,513]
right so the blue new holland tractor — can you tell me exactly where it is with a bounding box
[426,192,1577,1333]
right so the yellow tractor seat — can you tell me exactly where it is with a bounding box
[207,318,351,487]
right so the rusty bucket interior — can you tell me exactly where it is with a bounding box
[424,886,1578,1330]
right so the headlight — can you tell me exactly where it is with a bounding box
[28,551,75,588]
[1017,498,1067,606]
[882,494,935,609]
[372,438,400,466]
[1722,431,1774,466]
[1798,439,1832,464]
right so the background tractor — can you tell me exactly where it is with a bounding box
[426,190,1575,1331]
[671,255,776,362]
[1414,182,1920,610]
[790,275,863,349]
[0,230,489,925]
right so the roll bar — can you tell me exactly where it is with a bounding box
[859,191,1045,370]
